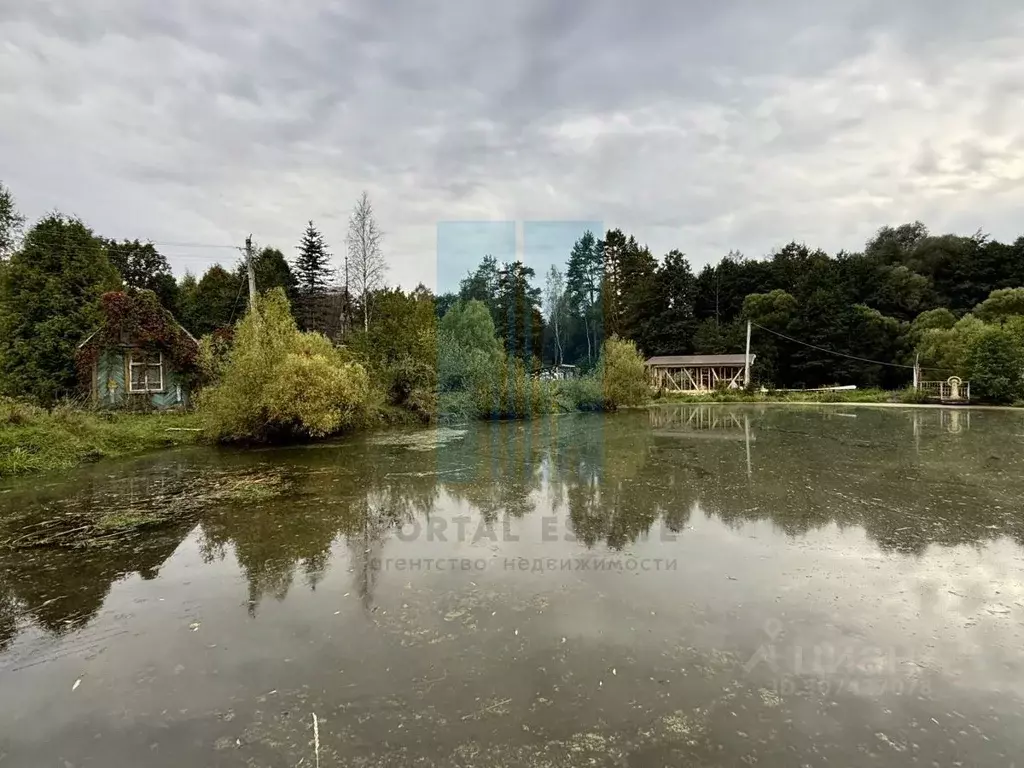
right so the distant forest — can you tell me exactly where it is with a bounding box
[441,223,1024,392]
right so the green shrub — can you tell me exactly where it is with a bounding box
[966,326,1024,404]
[437,301,504,394]
[598,336,649,408]
[200,289,370,441]
[198,329,233,384]
[555,375,605,411]
[383,354,437,419]
[472,355,555,419]
[898,386,930,404]
[262,334,369,436]
[436,390,479,423]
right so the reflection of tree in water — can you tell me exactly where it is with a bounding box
[441,420,546,522]
[561,434,655,552]
[442,415,665,551]
[4,406,1023,650]
[0,525,193,646]
[197,456,437,614]
[554,418,660,550]
[446,406,1024,556]
[199,496,340,615]
[0,460,200,648]
[646,405,1024,555]
[0,582,20,653]
[199,480,353,615]
[346,488,409,610]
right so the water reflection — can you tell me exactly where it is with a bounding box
[0,518,193,649]
[1,404,1022,649]
[650,404,754,476]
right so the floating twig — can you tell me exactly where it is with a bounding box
[461,697,511,721]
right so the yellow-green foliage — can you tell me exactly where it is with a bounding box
[197,331,232,384]
[599,336,649,408]
[200,289,369,441]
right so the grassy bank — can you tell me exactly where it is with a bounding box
[655,387,909,405]
[0,399,204,478]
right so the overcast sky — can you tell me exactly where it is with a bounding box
[2,1,1022,289]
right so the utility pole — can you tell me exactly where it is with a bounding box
[744,320,752,387]
[245,234,257,312]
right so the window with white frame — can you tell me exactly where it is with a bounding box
[128,350,164,393]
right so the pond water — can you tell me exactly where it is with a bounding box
[1,405,1023,766]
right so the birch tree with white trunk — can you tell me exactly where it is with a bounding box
[346,191,386,332]
[544,265,566,366]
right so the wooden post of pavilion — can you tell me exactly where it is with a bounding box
[744,320,752,388]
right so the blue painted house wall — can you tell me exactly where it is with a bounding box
[91,346,192,410]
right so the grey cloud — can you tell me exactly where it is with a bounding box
[1,0,1022,287]
[913,144,941,176]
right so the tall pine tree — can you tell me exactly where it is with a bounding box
[459,255,501,325]
[650,250,698,354]
[0,180,25,261]
[494,261,543,363]
[293,221,335,332]
[565,231,603,366]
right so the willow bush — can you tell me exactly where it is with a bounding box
[598,336,649,408]
[200,289,369,441]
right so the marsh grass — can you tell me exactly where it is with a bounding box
[0,398,203,477]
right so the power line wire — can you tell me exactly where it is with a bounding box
[149,241,241,249]
[6,239,244,261]
[226,274,248,325]
[749,321,945,372]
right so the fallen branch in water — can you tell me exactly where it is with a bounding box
[7,524,91,548]
[461,697,512,721]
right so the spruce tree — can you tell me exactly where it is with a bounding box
[293,221,335,331]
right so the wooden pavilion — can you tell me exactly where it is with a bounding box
[645,353,754,393]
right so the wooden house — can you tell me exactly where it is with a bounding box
[645,353,754,392]
[77,291,200,410]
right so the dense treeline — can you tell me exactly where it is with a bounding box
[439,223,1024,401]
[1,176,1023,416]
[0,180,647,440]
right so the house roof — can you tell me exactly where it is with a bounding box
[178,324,199,345]
[77,304,198,349]
[645,354,754,367]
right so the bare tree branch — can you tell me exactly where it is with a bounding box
[346,191,387,331]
